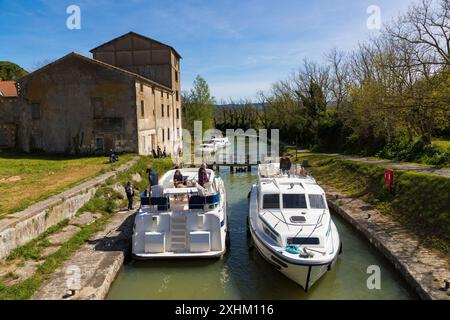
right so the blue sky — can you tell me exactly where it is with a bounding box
[0,0,416,101]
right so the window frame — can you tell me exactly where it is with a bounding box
[91,97,104,119]
[31,102,41,120]
[140,100,145,117]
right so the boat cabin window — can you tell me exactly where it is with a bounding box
[308,194,327,209]
[262,194,280,209]
[282,194,307,209]
[287,237,320,245]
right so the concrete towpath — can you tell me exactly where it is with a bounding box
[32,208,134,300]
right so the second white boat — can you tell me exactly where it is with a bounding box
[248,162,341,291]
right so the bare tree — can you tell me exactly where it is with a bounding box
[385,0,450,67]
[326,48,351,110]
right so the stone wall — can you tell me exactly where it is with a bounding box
[326,189,450,300]
[16,56,138,154]
[0,97,19,148]
[0,159,136,260]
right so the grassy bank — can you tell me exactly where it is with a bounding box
[0,152,134,218]
[296,153,450,254]
[0,156,173,300]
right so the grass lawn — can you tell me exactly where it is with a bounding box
[0,157,173,300]
[0,152,134,218]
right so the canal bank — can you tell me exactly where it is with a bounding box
[0,157,173,300]
[325,187,450,300]
[292,153,449,300]
[0,158,138,260]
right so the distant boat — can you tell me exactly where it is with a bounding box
[195,137,231,156]
[133,168,228,259]
[211,137,231,149]
[248,162,341,291]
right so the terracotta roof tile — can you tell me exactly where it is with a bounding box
[0,81,17,97]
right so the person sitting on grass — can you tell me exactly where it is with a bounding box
[109,149,119,163]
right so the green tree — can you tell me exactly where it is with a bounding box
[182,75,215,134]
[0,61,28,80]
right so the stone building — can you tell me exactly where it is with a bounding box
[0,80,19,148]
[15,32,182,155]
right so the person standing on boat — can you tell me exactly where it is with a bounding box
[280,153,292,175]
[198,163,209,187]
[125,181,135,211]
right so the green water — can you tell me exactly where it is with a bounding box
[107,168,417,300]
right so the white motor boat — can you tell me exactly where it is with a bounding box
[211,137,231,149]
[195,140,217,158]
[248,162,341,291]
[195,137,231,157]
[133,168,228,259]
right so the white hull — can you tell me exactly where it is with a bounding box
[133,248,226,260]
[132,168,228,260]
[249,222,339,291]
[248,168,341,291]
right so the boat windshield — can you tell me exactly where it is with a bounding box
[308,194,327,209]
[282,194,307,209]
[262,194,280,209]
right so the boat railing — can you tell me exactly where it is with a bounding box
[258,164,315,181]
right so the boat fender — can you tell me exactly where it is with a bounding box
[285,245,302,255]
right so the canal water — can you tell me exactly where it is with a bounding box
[107,168,416,300]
